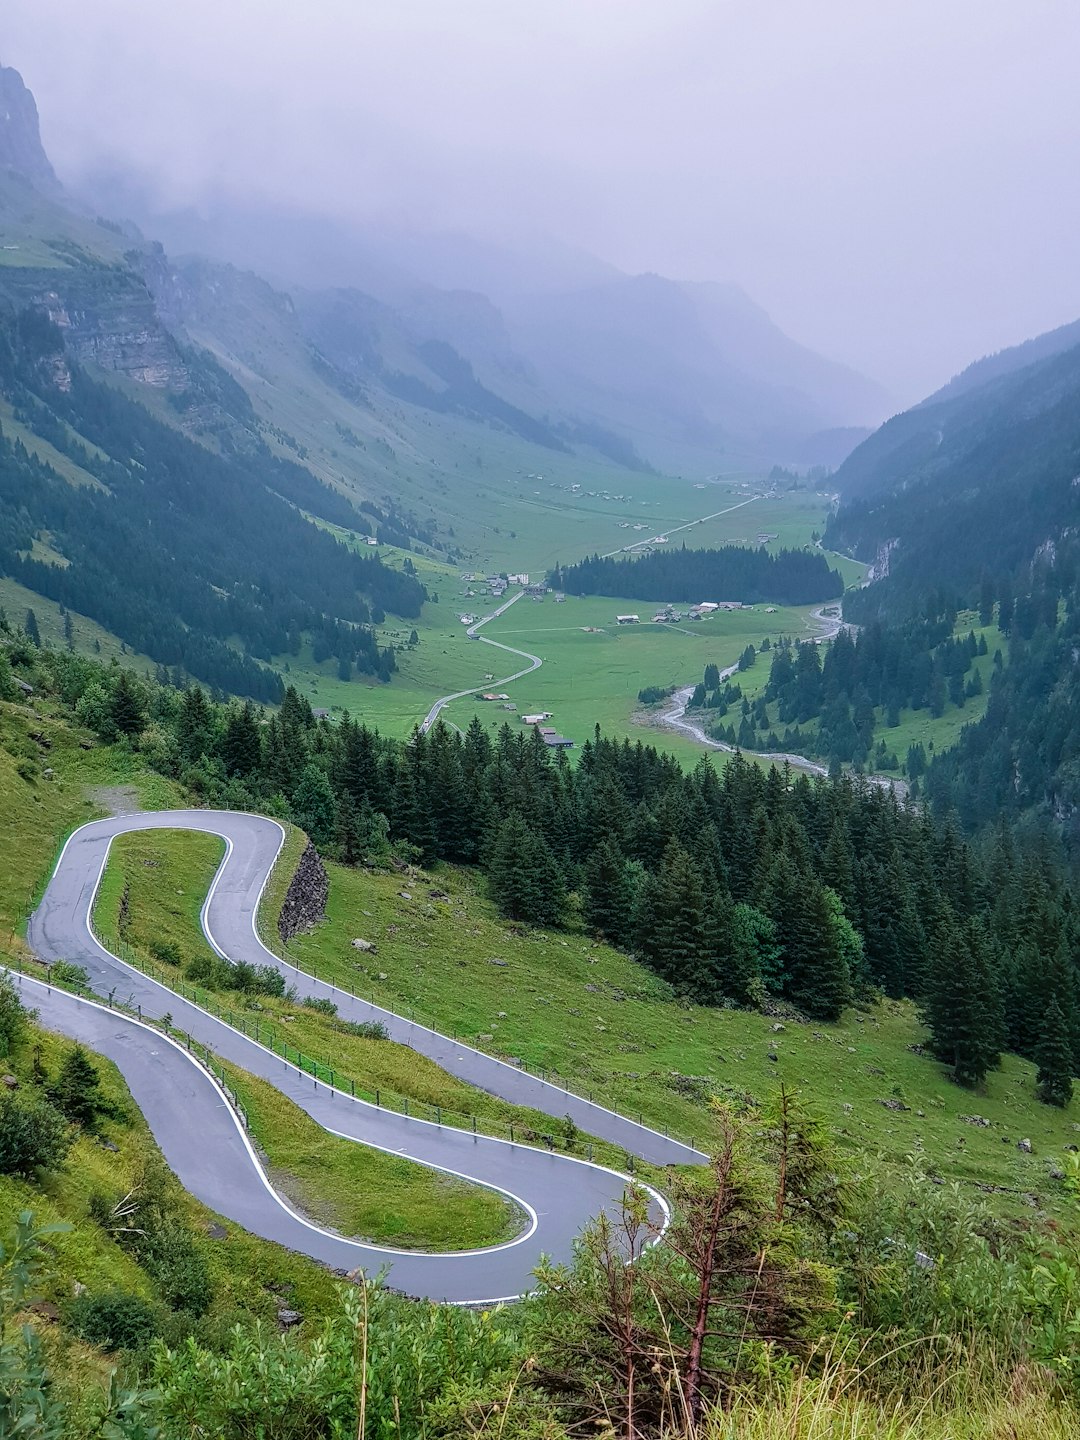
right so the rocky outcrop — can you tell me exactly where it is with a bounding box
[278,842,329,942]
[0,262,191,389]
[0,66,60,190]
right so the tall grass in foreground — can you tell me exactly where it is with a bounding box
[687,1336,1066,1440]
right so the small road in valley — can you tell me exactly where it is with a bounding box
[420,591,543,734]
[598,495,759,559]
[19,810,702,1303]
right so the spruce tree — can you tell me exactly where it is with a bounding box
[633,842,710,996]
[925,918,1002,1087]
[1035,995,1074,1107]
[24,609,40,647]
[109,670,145,738]
[784,878,852,1022]
[583,841,635,947]
[489,814,565,927]
[50,1044,102,1128]
[221,701,261,777]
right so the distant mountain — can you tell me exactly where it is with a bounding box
[76,165,887,469]
[827,322,1080,618]
[504,273,887,467]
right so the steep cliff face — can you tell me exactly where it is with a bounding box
[0,260,190,387]
[0,65,59,190]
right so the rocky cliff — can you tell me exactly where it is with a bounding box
[0,64,59,190]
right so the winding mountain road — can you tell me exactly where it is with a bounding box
[420,591,542,734]
[18,810,702,1303]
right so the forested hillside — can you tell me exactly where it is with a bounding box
[689,614,992,773]
[0,307,423,698]
[551,544,844,605]
[923,535,1080,843]
[828,333,1080,622]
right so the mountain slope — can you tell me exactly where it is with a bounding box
[826,327,1080,619]
[77,158,886,469]
[505,272,887,468]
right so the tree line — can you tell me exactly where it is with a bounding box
[549,544,844,606]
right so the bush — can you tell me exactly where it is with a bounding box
[302,996,338,1017]
[150,939,182,966]
[185,954,232,989]
[637,685,673,705]
[188,956,287,998]
[0,1092,72,1175]
[140,1223,213,1316]
[67,1289,161,1352]
[338,1019,389,1041]
[48,961,89,991]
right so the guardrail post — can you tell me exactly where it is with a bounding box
[375,1088,380,1107]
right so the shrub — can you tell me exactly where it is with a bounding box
[149,939,182,966]
[67,1290,161,1352]
[302,996,338,1017]
[48,961,89,991]
[185,954,232,989]
[338,1019,389,1041]
[0,1092,72,1175]
[140,1223,213,1316]
[637,685,673,705]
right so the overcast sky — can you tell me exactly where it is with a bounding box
[5,0,1080,402]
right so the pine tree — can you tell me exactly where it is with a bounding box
[109,670,145,738]
[583,840,635,947]
[221,701,262,777]
[1035,995,1074,1107]
[924,918,1002,1087]
[786,879,852,1021]
[177,685,215,762]
[633,842,710,996]
[488,814,564,926]
[24,609,40,647]
[50,1044,102,1128]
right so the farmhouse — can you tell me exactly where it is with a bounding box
[521,712,553,725]
[616,614,640,625]
[542,733,574,749]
